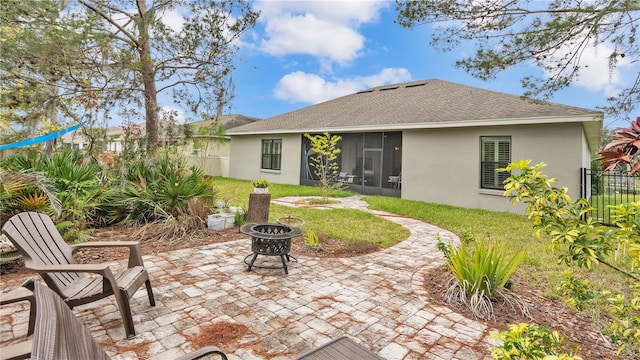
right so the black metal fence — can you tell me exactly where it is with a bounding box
[580,168,640,225]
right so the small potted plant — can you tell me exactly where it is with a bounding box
[252,178,270,194]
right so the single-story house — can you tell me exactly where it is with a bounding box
[59,125,130,153]
[165,114,260,177]
[227,79,603,214]
[60,114,259,177]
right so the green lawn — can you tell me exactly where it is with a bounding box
[589,193,640,224]
[213,177,408,248]
[363,196,634,298]
[214,177,631,298]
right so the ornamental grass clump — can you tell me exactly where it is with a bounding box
[443,237,526,320]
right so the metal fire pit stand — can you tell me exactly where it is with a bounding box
[240,223,303,274]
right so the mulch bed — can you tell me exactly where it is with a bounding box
[423,265,619,359]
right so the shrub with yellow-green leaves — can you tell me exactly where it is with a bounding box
[490,323,582,360]
[502,160,640,356]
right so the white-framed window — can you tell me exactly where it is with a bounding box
[480,136,511,190]
[261,139,282,170]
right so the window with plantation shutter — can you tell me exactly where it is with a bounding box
[261,139,282,170]
[480,136,511,190]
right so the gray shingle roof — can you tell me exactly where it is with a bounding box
[187,114,260,131]
[228,79,602,135]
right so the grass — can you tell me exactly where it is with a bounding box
[270,204,408,247]
[589,193,640,224]
[363,196,633,297]
[212,176,352,205]
[213,177,631,299]
[213,177,408,248]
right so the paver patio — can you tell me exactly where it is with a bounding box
[0,196,497,359]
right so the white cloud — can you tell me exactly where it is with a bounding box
[159,8,185,33]
[159,106,186,124]
[541,37,633,97]
[274,68,413,104]
[260,13,365,63]
[254,1,389,65]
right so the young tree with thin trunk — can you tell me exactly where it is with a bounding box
[305,132,342,203]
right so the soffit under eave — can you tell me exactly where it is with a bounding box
[583,115,604,153]
[227,114,604,137]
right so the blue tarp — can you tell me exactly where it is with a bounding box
[0,123,82,151]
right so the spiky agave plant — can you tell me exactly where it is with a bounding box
[0,169,61,219]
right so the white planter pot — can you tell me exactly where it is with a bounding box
[207,213,235,230]
[253,187,269,194]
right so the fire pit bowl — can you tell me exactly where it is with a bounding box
[240,223,303,274]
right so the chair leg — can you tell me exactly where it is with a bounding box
[145,279,155,307]
[27,300,36,336]
[114,289,136,339]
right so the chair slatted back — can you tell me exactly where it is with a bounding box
[2,212,81,293]
[31,281,111,360]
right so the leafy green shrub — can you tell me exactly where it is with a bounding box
[490,323,582,360]
[601,286,640,357]
[118,155,217,223]
[55,220,93,243]
[0,149,109,225]
[436,233,452,258]
[304,229,320,249]
[0,170,55,217]
[251,178,270,188]
[503,160,640,354]
[444,237,524,319]
[234,205,248,226]
[556,269,595,311]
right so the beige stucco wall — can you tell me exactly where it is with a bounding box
[185,156,229,177]
[229,134,302,184]
[402,123,588,214]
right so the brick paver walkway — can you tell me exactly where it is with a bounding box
[0,196,496,359]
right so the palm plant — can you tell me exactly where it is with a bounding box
[1,149,112,228]
[40,149,107,224]
[118,155,217,223]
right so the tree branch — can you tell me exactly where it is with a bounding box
[599,258,640,282]
[77,0,141,49]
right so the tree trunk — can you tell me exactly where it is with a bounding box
[43,83,59,155]
[142,61,158,155]
[136,0,158,155]
[247,193,271,223]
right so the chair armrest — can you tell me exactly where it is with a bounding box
[0,287,33,306]
[69,241,145,268]
[24,261,112,276]
[0,339,32,360]
[0,285,36,336]
[69,241,139,253]
[175,346,228,360]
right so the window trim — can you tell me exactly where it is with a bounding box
[480,136,511,190]
[261,139,282,170]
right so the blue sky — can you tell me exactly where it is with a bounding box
[160,1,637,129]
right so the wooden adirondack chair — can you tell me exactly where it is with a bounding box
[0,280,227,360]
[1,212,155,339]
